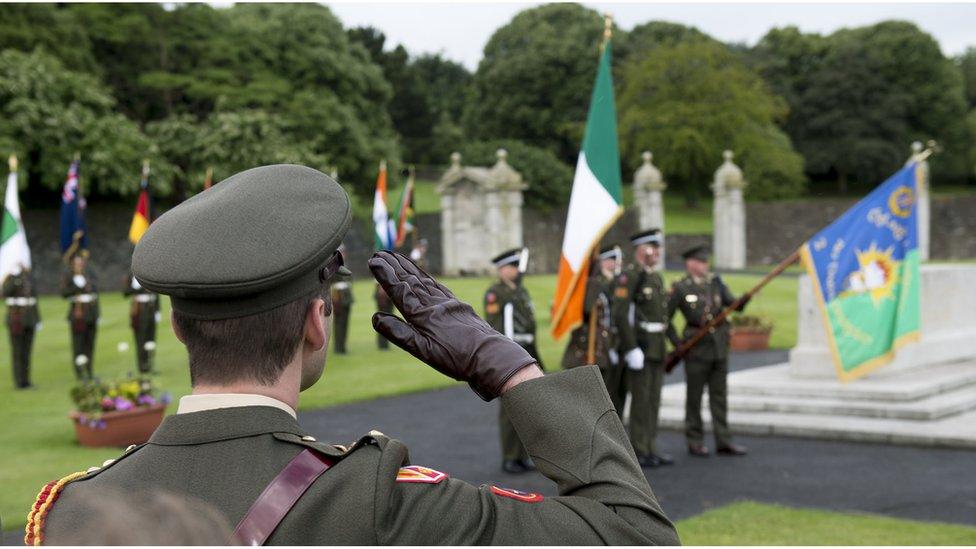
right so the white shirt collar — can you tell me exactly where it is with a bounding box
[177,393,297,419]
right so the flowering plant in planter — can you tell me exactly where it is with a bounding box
[729,314,774,351]
[729,314,774,333]
[70,375,172,430]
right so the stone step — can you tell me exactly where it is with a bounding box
[661,383,976,421]
[658,404,976,449]
[722,360,976,402]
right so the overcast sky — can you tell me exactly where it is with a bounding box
[327,2,976,70]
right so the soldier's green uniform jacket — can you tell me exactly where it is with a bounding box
[331,278,354,309]
[38,367,680,545]
[3,272,40,331]
[484,280,541,363]
[561,272,614,369]
[123,271,159,329]
[666,274,740,360]
[61,270,100,326]
[613,264,669,361]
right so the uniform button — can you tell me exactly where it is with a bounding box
[301,435,317,442]
[102,459,115,467]
[709,328,715,334]
[125,445,137,452]
[87,466,100,473]
[369,429,386,437]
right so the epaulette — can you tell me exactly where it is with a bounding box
[25,444,145,545]
[272,430,392,462]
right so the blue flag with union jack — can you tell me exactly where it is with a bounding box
[59,159,88,254]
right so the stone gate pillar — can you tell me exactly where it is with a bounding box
[712,150,746,270]
[906,141,930,261]
[437,150,526,275]
[633,151,666,266]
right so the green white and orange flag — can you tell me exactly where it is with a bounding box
[128,161,151,244]
[1,155,31,281]
[551,37,624,339]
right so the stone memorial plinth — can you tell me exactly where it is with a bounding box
[633,151,666,266]
[712,151,746,270]
[437,150,527,276]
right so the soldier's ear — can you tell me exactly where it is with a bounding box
[304,298,328,352]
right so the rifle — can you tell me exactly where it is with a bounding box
[665,250,799,373]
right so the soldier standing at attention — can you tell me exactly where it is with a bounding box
[330,244,353,354]
[61,252,99,380]
[484,248,540,474]
[614,229,673,468]
[667,245,749,457]
[3,265,40,389]
[29,165,679,545]
[123,270,159,374]
[374,283,393,350]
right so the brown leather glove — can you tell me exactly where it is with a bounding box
[368,251,537,401]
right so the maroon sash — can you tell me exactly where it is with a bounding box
[234,449,334,545]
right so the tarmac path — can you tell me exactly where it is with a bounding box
[5,350,973,544]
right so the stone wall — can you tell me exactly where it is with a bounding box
[746,195,976,265]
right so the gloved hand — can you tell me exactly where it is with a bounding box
[368,251,538,401]
[608,348,619,366]
[624,347,645,371]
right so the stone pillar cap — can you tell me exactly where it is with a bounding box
[635,150,665,190]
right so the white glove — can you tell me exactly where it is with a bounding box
[155,312,162,323]
[624,347,645,371]
[608,349,619,365]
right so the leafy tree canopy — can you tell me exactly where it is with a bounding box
[460,139,574,209]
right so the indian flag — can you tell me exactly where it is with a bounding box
[1,156,31,281]
[373,160,395,250]
[551,39,624,339]
[128,161,151,244]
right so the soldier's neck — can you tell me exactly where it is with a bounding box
[191,363,301,413]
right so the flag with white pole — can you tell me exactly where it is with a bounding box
[0,155,31,281]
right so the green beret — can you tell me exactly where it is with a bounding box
[132,164,352,320]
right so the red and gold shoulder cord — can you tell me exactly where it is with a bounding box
[24,471,88,546]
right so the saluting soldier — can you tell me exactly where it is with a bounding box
[613,229,673,468]
[29,165,679,546]
[374,283,393,350]
[484,248,541,474]
[667,244,749,457]
[61,253,99,380]
[3,265,40,389]
[330,244,353,354]
[123,270,159,374]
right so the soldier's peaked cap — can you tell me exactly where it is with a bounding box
[491,248,522,268]
[132,164,352,320]
[681,244,710,261]
[630,228,662,247]
[598,245,620,260]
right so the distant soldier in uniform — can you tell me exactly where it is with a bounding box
[561,246,624,410]
[3,265,40,389]
[667,244,749,457]
[61,253,100,380]
[484,248,540,474]
[614,229,673,468]
[30,165,679,546]
[409,238,428,271]
[123,270,159,374]
[374,283,393,350]
[330,244,353,354]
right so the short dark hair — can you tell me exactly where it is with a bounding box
[173,287,332,386]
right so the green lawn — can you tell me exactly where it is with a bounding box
[676,501,976,545]
[0,272,796,530]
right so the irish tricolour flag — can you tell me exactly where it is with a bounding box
[1,156,31,281]
[551,39,624,339]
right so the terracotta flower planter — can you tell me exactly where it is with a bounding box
[70,403,166,448]
[730,328,772,351]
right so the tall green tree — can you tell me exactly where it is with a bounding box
[618,41,805,204]
[0,49,170,197]
[466,4,616,163]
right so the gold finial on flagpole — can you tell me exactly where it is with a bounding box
[142,159,150,177]
[600,13,613,54]
[8,154,17,171]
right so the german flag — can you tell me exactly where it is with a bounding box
[128,161,151,244]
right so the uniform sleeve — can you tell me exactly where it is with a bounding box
[483,289,505,333]
[611,271,639,352]
[716,276,745,311]
[373,367,680,545]
[666,284,682,348]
